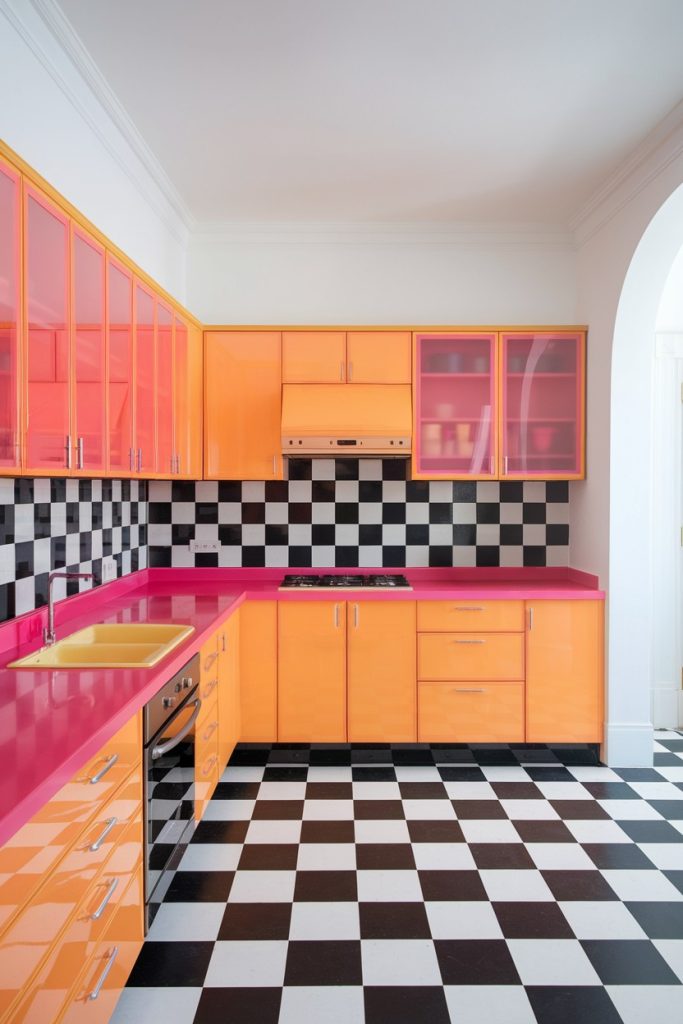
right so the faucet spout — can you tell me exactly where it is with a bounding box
[44,570,95,647]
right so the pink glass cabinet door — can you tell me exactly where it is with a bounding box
[72,227,106,474]
[173,315,191,477]
[413,333,497,479]
[25,186,71,473]
[156,301,174,476]
[108,257,133,474]
[501,332,585,479]
[133,281,156,475]
[0,159,20,473]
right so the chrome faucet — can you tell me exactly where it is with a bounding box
[44,570,95,647]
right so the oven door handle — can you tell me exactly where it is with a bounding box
[151,698,202,760]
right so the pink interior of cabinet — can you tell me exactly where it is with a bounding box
[134,283,156,471]
[73,230,105,470]
[0,164,18,467]
[108,260,133,472]
[416,335,496,476]
[502,334,581,475]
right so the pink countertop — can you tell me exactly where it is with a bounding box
[0,566,603,845]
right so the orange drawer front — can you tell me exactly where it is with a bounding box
[195,725,220,824]
[418,632,524,681]
[417,600,524,632]
[0,777,141,1021]
[196,702,219,767]
[419,682,525,742]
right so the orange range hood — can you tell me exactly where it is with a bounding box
[281,384,412,457]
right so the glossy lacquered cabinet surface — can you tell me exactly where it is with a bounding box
[218,611,241,771]
[282,330,411,384]
[419,682,525,742]
[240,601,278,741]
[204,330,283,480]
[72,228,106,474]
[107,257,134,476]
[0,159,20,474]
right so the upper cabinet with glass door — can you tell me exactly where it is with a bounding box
[72,227,106,475]
[500,332,585,479]
[413,333,497,479]
[0,159,20,475]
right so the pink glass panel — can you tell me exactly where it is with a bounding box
[25,189,70,470]
[73,229,105,472]
[108,259,133,473]
[174,315,189,475]
[502,333,582,477]
[415,334,496,477]
[134,283,156,474]
[0,162,19,469]
[156,301,174,475]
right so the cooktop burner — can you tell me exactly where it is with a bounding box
[280,574,412,590]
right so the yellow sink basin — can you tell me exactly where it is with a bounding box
[8,623,195,669]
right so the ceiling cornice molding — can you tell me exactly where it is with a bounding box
[190,220,575,251]
[569,100,683,247]
[3,0,194,242]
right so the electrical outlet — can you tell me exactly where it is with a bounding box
[189,540,220,553]
[101,556,117,582]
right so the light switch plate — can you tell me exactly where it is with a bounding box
[101,556,117,582]
[189,540,220,553]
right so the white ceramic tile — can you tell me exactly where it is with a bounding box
[636,844,683,870]
[220,766,265,782]
[227,871,296,903]
[600,869,683,902]
[307,766,353,782]
[597,799,663,820]
[557,901,647,940]
[507,938,600,985]
[303,800,354,820]
[352,782,401,800]
[459,820,522,844]
[481,767,531,782]
[525,843,595,870]
[501,800,560,820]
[565,820,632,844]
[652,939,683,982]
[361,938,441,986]
[146,901,225,941]
[296,843,357,871]
[356,869,423,902]
[426,900,504,939]
[445,986,536,1024]
[402,799,457,821]
[178,844,242,872]
[202,799,255,821]
[629,782,683,800]
[204,940,288,986]
[244,820,302,844]
[606,985,683,1024]
[288,902,361,941]
[394,766,442,782]
[480,869,554,902]
[257,782,307,801]
[444,782,496,800]
[353,820,411,844]
[412,843,476,870]
[109,987,201,1024]
[535,782,593,800]
[279,986,365,1024]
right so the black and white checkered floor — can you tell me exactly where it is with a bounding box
[113,733,683,1024]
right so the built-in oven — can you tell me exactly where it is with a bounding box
[143,652,201,930]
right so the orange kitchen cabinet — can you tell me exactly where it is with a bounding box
[71,226,106,475]
[24,184,71,473]
[278,601,347,742]
[195,691,220,822]
[417,599,524,632]
[418,631,525,681]
[156,300,174,477]
[174,317,203,478]
[218,611,241,772]
[347,601,416,742]
[419,682,525,742]
[346,331,412,383]
[204,330,283,480]
[526,600,603,742]
[240,601,278,741]
[0,158,21,475]
[282,331,346,383]
[132,281,156,475]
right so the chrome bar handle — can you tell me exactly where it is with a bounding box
[176,453,181,474]
[88,816,117,852]
[221,633,227,653]
[348,361,353,381]
[152,698,202,759]
[202,720,218,742]
[202,754,218,776]
[137,448,142,472]
[272,455,277,476]
[453,688,485,694]
[334,603,340,628]
[529,606,533,630]
[453,639,485,645]
[89,753,118,784]
[202,678,218,700]
[129,447,135,471]
[454,606,484,611]
[339,362,344,381]
[504,456,509,475]
[88,947,118,1000]
[353,603,359,628]
[77,436,84,469]
[65,434,72,469]
[204,651,219,671]
[90,877,118,920]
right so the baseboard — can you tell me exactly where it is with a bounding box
[603,721,654,767]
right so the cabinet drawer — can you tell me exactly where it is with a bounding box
[417,600,524,632]
[196,701,219,767]
[419,682,525,742]
[418,632,524,681]
[195,746,220,823]
[197,675,219,724]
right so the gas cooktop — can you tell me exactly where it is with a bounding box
[279,574,412,590]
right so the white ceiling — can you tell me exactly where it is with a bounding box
[55,0,683,225]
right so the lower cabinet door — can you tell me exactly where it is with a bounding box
[418,682,525,742]
[278,602,347,742]
[347,601,416,742]
[218,611,241,773]
[240,601,277,741]
[195,695,220,823]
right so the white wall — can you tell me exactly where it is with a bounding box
[0,0,189,302]
[573,117,683,763]
[188,223,578,325]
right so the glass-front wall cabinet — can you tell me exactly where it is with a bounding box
[501,332,584,478]
[0,160,19,472]
[413,333,497,479]
[73,227,106,473]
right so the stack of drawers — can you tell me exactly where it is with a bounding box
[417,601,526,742]
[195,634,221,821]
[0,713,144,1024]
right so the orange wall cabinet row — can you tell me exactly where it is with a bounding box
[412,331,586,480]
[0,146,202,480]
[0,713,143,1024]
[282,330,412,384]
[278,600,417,742]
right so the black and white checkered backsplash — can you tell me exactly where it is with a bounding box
[0,478,148,623]
[148,459,569,571]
